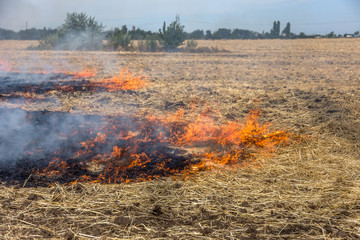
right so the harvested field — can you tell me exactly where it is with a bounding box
[0,39,360,239]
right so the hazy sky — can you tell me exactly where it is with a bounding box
[0,0,359,35]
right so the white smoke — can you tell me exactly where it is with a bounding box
[0,107,104,166]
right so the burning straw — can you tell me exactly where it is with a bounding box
[33,107,290,184]
[0,67,149,96]
[0,59,288,185]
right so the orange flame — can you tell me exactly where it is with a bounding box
[93,68,149,91]
[65,68,97,79]
[33,68,97,79]
[160,109,289,169]
[2,67,148,97]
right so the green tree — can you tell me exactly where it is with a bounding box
[270,21,280,38]
[0,28,17,39]
[212,28,232,39]
[129,27,154,40]
[188,29,204,39]
[158,18,186,50]
[232,29,255,39]
[282,22,291,37]
[205,30,212,39]
[327,31,335,38]
[40,12,104,50]
[298,32,307,38]
[58,12,103,34]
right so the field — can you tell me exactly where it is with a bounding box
[0,39,359,239]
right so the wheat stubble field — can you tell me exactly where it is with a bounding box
[0,39,360,239]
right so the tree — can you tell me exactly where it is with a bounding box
[158,17,186,50]
[282,22,291,38]
[232,29,256,39]
[270,21,280,38]
[58,12,104,38]
[0,28,18,40]
[205,30,212,40]
[298,32,307,38]
[188,30,204,39]
[327,31,335,38]
[129,27,154,40]
[213,28,232,39]
[40,12,104,50]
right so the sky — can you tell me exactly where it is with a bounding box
[0,0,359,35]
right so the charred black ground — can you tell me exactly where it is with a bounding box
[0,107,198,187]
[0,72,106,94]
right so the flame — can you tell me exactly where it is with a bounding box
[2,64,290,184]
[93,68,149,91]
[30,68,97,79]
[0,58,97,77]
[29,68,148,92]
[34,107,290,184]
[160,109,289,169]
[1,68,148,98]
[65,68,97,79]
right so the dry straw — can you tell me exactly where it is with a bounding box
[0,39,359,239]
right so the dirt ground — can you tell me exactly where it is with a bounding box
[0,39,360,239]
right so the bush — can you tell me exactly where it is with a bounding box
[146,39,158,52]
[138,38,161,52]
[136,34,162,52]
[183,46,228,53]
[39,32,60,49]
[186,39,198,49]
[158,18,186,51]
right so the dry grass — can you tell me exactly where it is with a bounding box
[0,39,360,239]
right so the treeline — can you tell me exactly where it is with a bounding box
[1,12,359,52]
[2,20,358,41]
[0,27,56,40]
